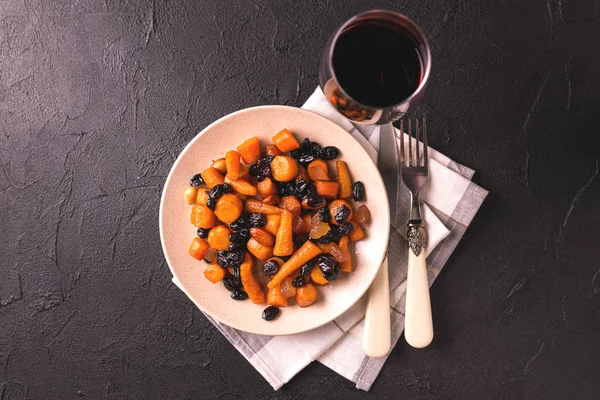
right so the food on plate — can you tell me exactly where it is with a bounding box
[183,130,371,320]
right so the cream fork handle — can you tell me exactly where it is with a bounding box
[362,257,391,358]
[404,249,433,348]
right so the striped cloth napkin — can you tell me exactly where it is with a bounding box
[172,88,488,391]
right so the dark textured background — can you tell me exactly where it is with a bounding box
[1,0,599,398]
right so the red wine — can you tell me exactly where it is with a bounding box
[332,23,423,108]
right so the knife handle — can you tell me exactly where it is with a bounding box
[363,258,391,357]
[404,225,433,348]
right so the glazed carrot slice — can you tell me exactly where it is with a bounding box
[295,283,318,307]
[189,237,209,260]
[225,176,258,196]
[237,137,262,164]
[328,199,353,225]
[267,285,289,307]
[265,144,282,156]
[349,221,365,241]
[339,236,352,272]
[307,159,330,181]
[204,263,226,283]
[190,205,216,228]
[270,156,299,182]
[214,193,243,223]
[201,167,225,188]
[278,195,301,216]
[272,128,300,152]
[267,240,322,289]
[225,150,241,180]
[207,225,231,251]
[240,253,266,304]
[211,158,227,174]
[315,181,339,199]
[245,199,283,215]
[257,177,278,199]
[336,161,352,198]
[264,214,281,236]
[246,237,274,262]
[274,210,294,256]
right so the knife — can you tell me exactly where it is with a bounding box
[363,123,397,357]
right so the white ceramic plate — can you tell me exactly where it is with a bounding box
[160,105,390,335]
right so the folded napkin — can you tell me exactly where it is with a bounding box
[172,88,488,391]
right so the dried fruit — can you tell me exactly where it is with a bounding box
[196,227,210,239]
[280,277,297,298]
[334,204,351,224]
[206,197,216,210]
[300,259,316,277]
[317,254,340,281]
[217,249,245,268]
[278,181,296,198]
[262,305,280,321]
[292,275,307,288]
[310,222,331,239]
[248,213,267,227]
[231,290,249,300]
[292,234,309,249]
[229,228,250,243]
[318,207,331,222]
[263,260,280,276]
[230,214,248,231]
[250,227,275,247]
[337,222,354,237]
[319,146,339,160]
[352,181,366,202]
[249,155,275,181]
[223,275,241,291]
[354,204,371,226]
[203,247,218,264]
[190,173,204,187]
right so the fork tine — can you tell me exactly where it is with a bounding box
[415,119,420,166]
[399,119,405,166]
[423,118,428,168]
[408,119,413,166]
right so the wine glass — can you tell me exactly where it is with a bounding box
[318,10,431,125]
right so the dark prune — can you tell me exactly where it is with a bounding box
[318,225,340,244]
[338,222,354,237]
[295,179,315,199]
[229,228,250,243]
[249,156,275,179]
[299,138,312,150]
[318,207,331,222]
[292,275,307,288]
[278,181,296,197]
[262,305,280,321]
[217,249,245,268]
[231,290,249,300]
[319,146,340,160]
[209,184,226,199]
[310,142,322,155]
[300,259,316,277]
[293,234,309,249]
[334,204,351,224]
[248,213,266,227]
[306,194,325,208]
[222,276,241,291]
[228,242,245,251]
[206,197,216,210]
[190,173,204,187]
[263,260,280,276]
[230,214,248,231]
[222,183,233,194]
[298,153,315,165]
[318,254,340,281]
[352,181,366,202]
[196,227,210,239]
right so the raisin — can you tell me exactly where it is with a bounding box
[209,184,226,199]
[338,222,354,237]
[206,197,216,210]
[278,181,296,198]
[293,234,309,249]
[222,276,240,291]
[262,305,280,321]
[319,146,339,160]
[300,259,316,277]
[196,227,210,239]
[249,156,275,180]
[306,194,325,208]
[295,179,315,199]
[298,153,315,165]
[217,249,245,268]
[189,173,204,187]
[228,242,245,251]
[299,138,312,150]
[230,214,248,231]
[318,207,331,222]
[310,142,322,155]
[222,183,233,194]
[292,275,307,288]
[248,213,266,228]
[352,181,366,202]
[334,204,351,224]
[317,254,340,281]
[263,260,280,276]
[318,225,340,244]
[229,228,250,243]
[231,290,249,300]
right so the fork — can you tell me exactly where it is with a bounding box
[400,118,434,348]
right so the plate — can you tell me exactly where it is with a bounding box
[159,105,390,335]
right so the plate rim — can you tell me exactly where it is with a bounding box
[159,104,390,335]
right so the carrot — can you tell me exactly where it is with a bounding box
[336,161,352,198]
[250,227,275,247]
[184,186,198,204]
[315,181,339,199]
[267,285,289,307]
[349,221,365,241]
[328,199,353,225]
[278,195,301,216]
[257,177,278,199]
[224,176,257,196]
[191,205,216,228]
[267,240,322,288]
[240,253,266,304]
[245,199,283,215]
[201,167,225,188]
[239,163,250,181]
[264,214,281,236]
[195,188,210,205]
[310,265,328,285]
[189,237,209,260]
[274,210,294,256]
[295,283,318,307]
[214,193,243,223]
[237,137,262,164]
[211,158,227,174]
[339,236,352,272]
[297,213,312,234]
[246,237,274,262]
[272,128,300,152]
[307,159,330,181]
[207,225,231,251]
[225,150,241,180]
[265,144,282,156]
[270,156,299,182]
[263,195,280,205]
[204,263,226,283]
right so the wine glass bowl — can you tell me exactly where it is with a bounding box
[319,10,431,125]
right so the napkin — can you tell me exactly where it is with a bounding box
[172,88,488,391]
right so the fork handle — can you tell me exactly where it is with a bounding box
[404,224,433,348]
